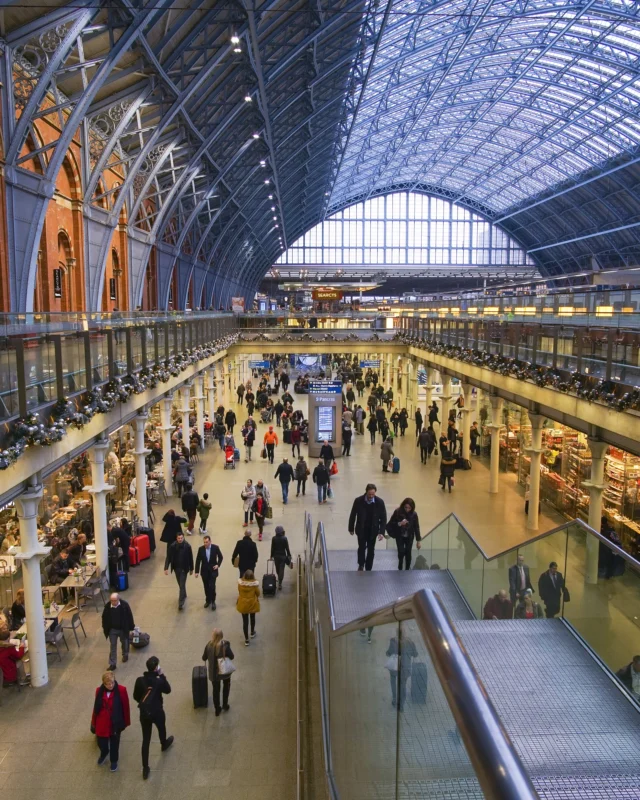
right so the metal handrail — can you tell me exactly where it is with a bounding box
[296,554,303,800]
[317,521,336,631]
[333,587,539,800]
[423,511,640,571]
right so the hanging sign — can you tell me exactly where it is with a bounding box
[231,297,245,313]
[309,380,342,395]
[249,360,270,369]
[109,277,117,301]
[360,360,381,368]
[312,289,342,301]
[53,268,62,298]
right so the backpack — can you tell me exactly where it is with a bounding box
[138,683,156,720]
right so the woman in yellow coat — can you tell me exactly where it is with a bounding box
[236,569,261,646]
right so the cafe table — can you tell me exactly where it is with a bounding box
[15,617,54,636]
[60,566,96,611]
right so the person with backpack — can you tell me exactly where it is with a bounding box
[197,493,212,533]
[202,628,235,716]
[295,456,309,497]
[133,656,174,780]
[181,483,199,533]
[271,525,292,591]
[91,670,131,773]
[232,529,259,577]
[236,569,261,646]
[386,498,421,570]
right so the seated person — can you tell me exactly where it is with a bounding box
[11,589,26,628]
[0,628,29,685]
[51,550,75,584]
[68,533,88,565]
[1,532,19,553]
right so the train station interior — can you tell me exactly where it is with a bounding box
[0,2,640,799]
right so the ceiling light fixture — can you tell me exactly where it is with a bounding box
[268,194,273,199]
[244,94,252,102]
[252,133,260,139]
[233,46,242,53]
[260,160,266,167]
[264,179,270,184]
[231,35,240,44]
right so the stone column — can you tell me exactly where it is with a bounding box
[460,382,472,460]
[424,366,434,416]
[222,359,230,407]
[159,394,175,498]
[410,361,419,419]
[489,395,504,494]
[207,368,217,420]
[86,438,115,572]
[583,438,609,584]
[15,484,50,687]
[385,353,392,388]
[440,374,452,429]
[526,413,545,531]
[194,373,205,449]
[392,355,399,399]
[132,411,150,526]
[180,381,192,441]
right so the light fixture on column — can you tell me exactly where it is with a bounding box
[244,94,252,102]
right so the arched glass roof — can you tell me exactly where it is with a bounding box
[330,0,640,214]
[276,191,538,279]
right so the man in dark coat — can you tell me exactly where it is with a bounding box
[102,592,135,671]
[164,532,194,610]
[616,655,640,699]
[348,483,387,571]
[133,655,174,780]
[231,530,259,577]
[194,535,223,610]
[538,561,565,618]
[482,590,513,620]
[180,484,199,533]
[508,554,534,606]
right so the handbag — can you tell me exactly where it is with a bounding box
[233,555,240,568]
[261,447,267,459]
[217,643,237,676]
[562,586,570,603]
[385,654,399,672]
[265,506,273,519]
[330,461,338,475]
[327,486,333,498]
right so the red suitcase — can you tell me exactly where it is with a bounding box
[133,534,151,561]
[129,546,140,567]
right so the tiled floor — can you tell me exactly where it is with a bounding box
[0,391,595,799]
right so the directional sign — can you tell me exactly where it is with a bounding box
[360,360,381,368]
[249,360,270,369]
[309,380,342,395]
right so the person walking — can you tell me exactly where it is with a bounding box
[274,399,284,427]
[386,498,421,570]
[295,455,308,496]
[439,446,457,492]
[263,425,279,464]
[241,479,256,526]
[91,670,130,773]
[418,427,430,464]
[197,493,212,533]
[290,425,302,458]
[236,569,261,646]
[313,459,330,504]
[274,457,295,504]
[173,455,191,497]
[251,492,269,541]
[231,529,259,577]
[428,401,439,430]
[133,656,174,780]
[236,383,245,404]
[415,407,423,437]
[160,509,187,556]
[195,535,223,610]
[348,483,387,571]
[243,424,256,462]
[164,532,194,610]
[181,483,199,533]
[538,562,566,618]
[367,414,378,444]
[202,629,235,716]
[102,592,135,671]
[380,437,394,472]
[398,408,408,437]
[225,408,237,434]
[470,421,480,456]
[342,422,353,456]
[319,440,334,471]
[355,405,365,435]
[390,410,400,436]
[271,525,292,590]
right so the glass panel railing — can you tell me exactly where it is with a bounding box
[447,518,486,618]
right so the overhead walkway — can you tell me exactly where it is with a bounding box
[305,514,640,799]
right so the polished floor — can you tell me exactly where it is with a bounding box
[0,391,616,800]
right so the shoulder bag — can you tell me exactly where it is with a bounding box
[217,642,237,677]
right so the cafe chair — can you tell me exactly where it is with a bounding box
[78,581,105,612]
[45,627,69,661]
[60,612,87,647]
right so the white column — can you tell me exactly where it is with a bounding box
[392,355,399,398]
[460,382,472,460]
[385,353,391,388]
[425,366,434,416]
[526,413,545,531]
[86,438,115,572]
[180,381,192,441]
[583,438,609,584]
[489,395,504,494]
[159,394,175,498]
[440,374,452,427]
[206,368,216,420]
[409,361,419,418]
[194,374,205,449]
[132,411,150,526]
[15,484,50,688]
[222,359,230,407]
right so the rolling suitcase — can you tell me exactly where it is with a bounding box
[116,571,128,591]
[262,559,277,597]
[411,661,428,704]
[192,665,208,708]
[234,448,240,461]
[133,534,151,561]
[129,630,150,648]
[392,456,400,474]
[129,546,140,567]
[283,429,292,444]
[137,525,156,552]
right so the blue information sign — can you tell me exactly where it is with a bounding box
[360,360,381,368]
[249,360,270,369]
[309,380,342,395]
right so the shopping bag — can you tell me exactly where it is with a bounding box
[327,486,333,498]
[330,461,338,475]
[261,447,267,459]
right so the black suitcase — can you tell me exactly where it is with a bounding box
[192,665,208,708]
[129,630,150,648]
[411,661,428,704]
[283,429,292,444]
[262,559,277,596]
[137,525,156,552]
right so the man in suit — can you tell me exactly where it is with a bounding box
[348,483,387,571]
[538,561,565,618]
[194,535,223,610]
[508,554,533,606]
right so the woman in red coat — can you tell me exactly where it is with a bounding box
[90,671,131,772]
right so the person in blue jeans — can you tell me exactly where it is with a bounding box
[312,459,330,504]
[274,458,294,504]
